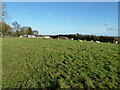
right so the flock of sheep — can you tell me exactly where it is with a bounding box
[76,39,118,44]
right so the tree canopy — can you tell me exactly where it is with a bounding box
[0,22,12,34]
[0,21,39,37]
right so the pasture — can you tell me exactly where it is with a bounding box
[2,38,119,88]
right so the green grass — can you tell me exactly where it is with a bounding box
[2,38,120,88]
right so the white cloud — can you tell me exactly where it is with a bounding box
[48,13,52,16]
[107,26,118,31]
[104,22,118,31]
[82,26,118,36]
[104,22,111,26]
[66,16,70,20]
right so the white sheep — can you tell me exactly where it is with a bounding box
[96,41,100,43]
[80,40,82,42]
[115,41,118,44]
[78,39,82,42]
[20,35,23,38]
[91,40,93,42]
[71,38,74,40]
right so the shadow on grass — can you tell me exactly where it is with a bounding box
[37,80,60,89]
[47,81,60,88]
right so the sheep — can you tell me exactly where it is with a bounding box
[115,41,118,44]
[71,38,74,40]
[78,39,82,42]
[96,41,100,43]
[80,40,82,42]
[91,40,93,42]
[20,35,23,38]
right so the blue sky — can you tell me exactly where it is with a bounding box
[6,2,118,36]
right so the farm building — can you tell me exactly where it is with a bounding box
[58,36,70,40]
[43,36,51,39]
[35,35,44,38]
[36,35,51,39]
[20,35,36,38]
[28,35,36,38]
[20,35,28,38]
[51,35,69,40]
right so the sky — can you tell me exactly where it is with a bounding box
[5,2,118,36]
[3,0,120,2]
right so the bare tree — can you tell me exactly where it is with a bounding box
[0,0,8,36]
[0,0,7,22]
[33,30,39,35]
[12,21,21,31]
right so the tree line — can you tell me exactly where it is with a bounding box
[0,22,119,43]
[0,21,39,37]
[52,33,119,43]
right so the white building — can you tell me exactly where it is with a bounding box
[43,36,51,39]
[28,35,36,38]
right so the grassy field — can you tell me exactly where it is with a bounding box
[2,38,120,88]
